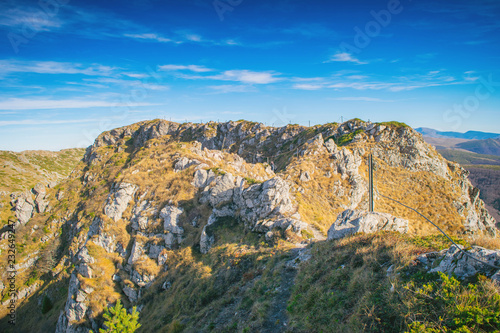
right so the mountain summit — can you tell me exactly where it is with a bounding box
[1,119,498,332]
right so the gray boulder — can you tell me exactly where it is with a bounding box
[174,157,200,172]
[13,192,35,226]
[104,183,138,222]
[128,239,145,265]
[123,285,139,303]
[327,209,409,240]
[428,245,500,280]
[160,205,184,235]
[35,194,49,214]
[32,183,46,196]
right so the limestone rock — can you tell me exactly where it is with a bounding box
[299,171,311,182]
[12,192,34,226]
[35,194,49,214]
[200,225,215,254]
[160,205,184,235]
[324,138,337,154]
[207,173,238,206]
[76,246,95,264]
[78,264,93,279]
[192,169,216,188]
[32,183,46,196]
[104,183,138,222]
[131,200,156,231]
[123,285,139,303]
[131,270,155,288]
[327,209,409,240]
[429,245,500,280]
[174,157,200,172]
[128,239,144,265]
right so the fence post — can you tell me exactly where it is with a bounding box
[369,154,374,212]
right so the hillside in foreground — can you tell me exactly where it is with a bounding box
[0,119,499,333]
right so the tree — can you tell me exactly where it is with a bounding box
[90,299,141,333]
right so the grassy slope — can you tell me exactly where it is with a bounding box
[0,148,86,193]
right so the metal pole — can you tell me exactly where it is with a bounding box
[369,154,374,212]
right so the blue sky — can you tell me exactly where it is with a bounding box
[0,0,499,151]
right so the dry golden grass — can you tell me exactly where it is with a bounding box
[85,241,122,317]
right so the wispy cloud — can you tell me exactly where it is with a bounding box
[0,98,154,110]
[0,6,64,31]
[159,64,214,72]
[215,70,281,84]
[292,69,472,92]
[0,60,116,76]
[168,66,282,85]
[0,118,102,127]
[293,83,324,90]
[325,52,368,65]
[123,33,173,43]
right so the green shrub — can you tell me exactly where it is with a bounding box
[403,272,500,332]
[337,129,364,146]
[90,299,141,333]
[41,295,53,314]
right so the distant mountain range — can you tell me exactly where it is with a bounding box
[417,128,500,157]
[416,127,500,140]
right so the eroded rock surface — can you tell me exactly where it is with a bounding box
[327,209,409,240]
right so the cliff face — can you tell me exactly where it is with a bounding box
[0,119,497,332]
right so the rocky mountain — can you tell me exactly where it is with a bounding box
[0,119,499,333]
[419,134,500,226]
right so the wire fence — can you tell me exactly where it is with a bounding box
[370,154,500,270]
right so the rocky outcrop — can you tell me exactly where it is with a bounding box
[174,157,201,172]
[131,200,156,231]
[331,148,367,209]
[55,272,93,333]
[327,209,409,240]
[128,239,145,265]
[453,164,497,236]
[11,191,35,227]
[160,205,184,235]
[104,183,138,222]
[416,245,500,282]
[197,172,311,253]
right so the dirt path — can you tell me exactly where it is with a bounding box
[261,248,300,333]
[262,227,324,333]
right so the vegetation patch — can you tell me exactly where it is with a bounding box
[287,233,500,333]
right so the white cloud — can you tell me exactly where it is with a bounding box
[0,60,115,76]
[159,64,214,73]
[216,70,281,84]
[173,68,281,85]
[0,98,154,110]
[293,83,324,90]
[326,52,368,64]
[123,33,173,43]
[0,7,63,31]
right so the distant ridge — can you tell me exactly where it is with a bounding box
[456,138,500,157]
[416,127,500,140]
